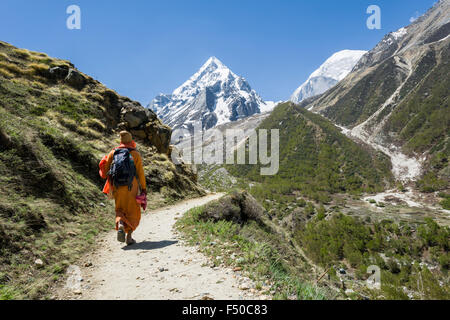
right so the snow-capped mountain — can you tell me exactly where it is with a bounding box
[148,57,275,131]
[290,50,367,103]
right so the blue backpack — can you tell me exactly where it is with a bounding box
[109,148,137,190]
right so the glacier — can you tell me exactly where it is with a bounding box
[290,50,367,104]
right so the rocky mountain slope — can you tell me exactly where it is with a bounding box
[229,102,394,203]
[148,57,275,132]
[290,50,367,104]
[0,40,203,299]
[307,0,449,188]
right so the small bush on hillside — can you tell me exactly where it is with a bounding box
[28,63,49,77]
[30,105,48,116]
[438,193,450,210]
[417,172,448,192]
[0,68,13,78]
[12,48,31,59]
[58,117,78,131]
[0,61,25,75]
[83,118,106,132]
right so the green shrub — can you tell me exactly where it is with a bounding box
[438,253,449,270]
[317,205,326,220]
[418,218,449,249]
[438,193,450,210]
[297,198,306,207]
[30,105,48,116]
[387,259,401,274]
[417,172,447,192]
[58,117,78,131]
[298,213,371,266]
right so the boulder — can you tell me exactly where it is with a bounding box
[65,69,86,90]
[120,102,149,129]
[117,122,129,131]
[115,99,173,155]
[130,129,147,140]
[48,66,69,80]
[34,259,44,267]
[199,191,265,225]
[145,121,172,154]
[145,108,158,121]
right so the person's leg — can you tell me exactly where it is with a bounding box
[126,231,136,245]
[117,221,125,243]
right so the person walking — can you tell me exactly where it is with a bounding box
[99,131,147,245]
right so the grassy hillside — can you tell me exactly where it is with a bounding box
[228,102,393,204]
[0,41,203,299]
[297,214,449,299]
[177,190,450,300]
[176,191,335,300]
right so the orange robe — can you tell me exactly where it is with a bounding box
[103,143,147,234]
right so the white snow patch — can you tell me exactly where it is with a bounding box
[259,101,278,113]
[392,27,408,40]
[291,50,367,103]
[215,97,232,126]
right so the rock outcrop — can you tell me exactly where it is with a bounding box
[117,99,172,154]
[44,62,174,154]
[199,191,266,225]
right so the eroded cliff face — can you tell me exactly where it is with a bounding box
[307,0,449,185]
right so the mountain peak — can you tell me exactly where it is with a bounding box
[195,56,229,76]
[310,49,367,81]
[291,49,366,103]
[148,56,273,131]
[203,56,225,68]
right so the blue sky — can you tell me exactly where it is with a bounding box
[0,0,436,104]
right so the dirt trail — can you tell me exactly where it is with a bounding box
[58,193,262,300]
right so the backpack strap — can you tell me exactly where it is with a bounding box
[128,148,140,189]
